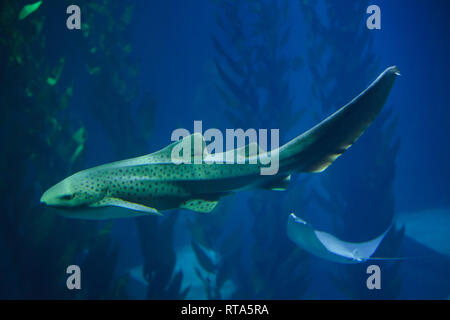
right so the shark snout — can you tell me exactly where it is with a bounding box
[40,183,60,206]
[40,179,72,207]
[40,190,48,204]
[40,187,58,205]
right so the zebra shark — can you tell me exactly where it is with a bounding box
[40,66,399,219]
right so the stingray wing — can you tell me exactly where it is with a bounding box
[315,227,390,261]
[287,213,390,263]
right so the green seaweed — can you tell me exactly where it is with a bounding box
[75,0,187,299]
[189,0,311,299]
[137,213,190,299]
[189,197,242,299]
[0,0,128,299]
[70,127,87,166]
[18,1,42,21]
[191,241,217,274]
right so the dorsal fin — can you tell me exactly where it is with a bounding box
[91,133,209,170]
[147,133,208,163]
[169,133,209,163]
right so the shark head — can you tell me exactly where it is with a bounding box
[40,169,159,220]
[40,171,104,209]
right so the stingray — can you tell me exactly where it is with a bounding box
[287,213,392,263]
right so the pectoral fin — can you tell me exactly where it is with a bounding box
[90,197,162,216]
[180,198,219,213]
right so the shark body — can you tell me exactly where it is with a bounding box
[41,66,399,219]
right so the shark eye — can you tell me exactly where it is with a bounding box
[61,194,75,200]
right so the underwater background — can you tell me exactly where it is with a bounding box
[1,0,449,299]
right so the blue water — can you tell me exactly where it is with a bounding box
[2,0,449,299]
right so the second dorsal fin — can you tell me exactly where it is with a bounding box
[222,141,264,162]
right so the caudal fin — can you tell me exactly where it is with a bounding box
[278,66,400,173]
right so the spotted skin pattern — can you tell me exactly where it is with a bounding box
[40,67,399,220]
[40,137,273,219]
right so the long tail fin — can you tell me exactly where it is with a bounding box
[279,66,400,173]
